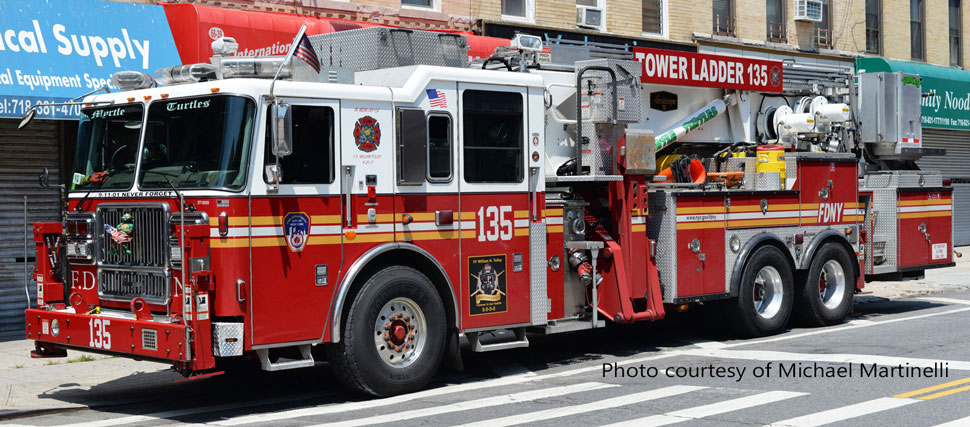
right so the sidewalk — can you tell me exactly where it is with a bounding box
[861,245,970,301]
[0,339,176,418]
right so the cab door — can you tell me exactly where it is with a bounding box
[250,98,342,345]
[458,84,532,329]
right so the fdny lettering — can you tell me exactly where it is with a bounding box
[817,202,844,224]
[71,270,96,291]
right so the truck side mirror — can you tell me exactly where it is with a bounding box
[271,102,293,157]
[19,108,37,130]
[39,167,50,188]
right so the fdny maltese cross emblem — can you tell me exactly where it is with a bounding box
[283,212,310,252]
[353,116,381,152]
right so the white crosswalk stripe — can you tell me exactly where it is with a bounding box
[602,390,808,427]
[933,415,970,426]
[454,385,706,427]
[766,397,918,427]
[302,382,616,427]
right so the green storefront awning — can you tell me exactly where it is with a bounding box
[857,57,970,130]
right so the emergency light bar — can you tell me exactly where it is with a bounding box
[111,71,155,91]
[218,57,292,79]
[154,63,218,86]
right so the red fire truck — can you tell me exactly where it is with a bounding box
[20,29,955,397]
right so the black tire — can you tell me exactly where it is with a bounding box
[325,266,446,397]
[796,243,855,326]
[727,245,794,337]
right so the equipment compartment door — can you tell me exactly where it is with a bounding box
[250,98,342,345]
[898,189,953,268]
[458,84,532,329]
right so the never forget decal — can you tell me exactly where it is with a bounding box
[469,254,507,316]
[283,212,309,252]
[353,116,381,152]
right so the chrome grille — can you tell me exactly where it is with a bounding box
[98,269,170,305]
[98,204,170,267]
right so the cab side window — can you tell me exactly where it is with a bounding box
[427,113,452,182]
[265,105,335,184]
[462,90,524,183]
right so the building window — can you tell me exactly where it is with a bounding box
[502,0,534,21]
[642,0,664,35]
[712,0,736,36]
[814,0,833,49]
[766,0,786,42]
[911,0,925,60]
[462,90,524,184]
[951,0,962,66]
[577,0,605,30]
[865,0,882,54]
[402,0,435,9]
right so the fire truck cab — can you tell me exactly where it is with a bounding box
[23,29,955,397]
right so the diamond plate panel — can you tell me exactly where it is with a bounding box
[871,188,898,270]
[529,222,547,325]
[308,27,468,73]
[648,191,677,302]
[785,156,798,190]
[212,322,244,357]
[756,172,782,191]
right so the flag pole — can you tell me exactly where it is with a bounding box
[269,24,308,100]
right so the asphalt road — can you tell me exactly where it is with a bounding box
[4,290,970,427]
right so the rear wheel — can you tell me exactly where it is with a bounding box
[326,266,446,396]
[796,243,854,326]
[727,245,794,337]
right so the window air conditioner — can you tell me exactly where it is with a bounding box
[794,0,823,22]
[576,6,604,29]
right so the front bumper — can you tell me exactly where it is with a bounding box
[25,308,189,362]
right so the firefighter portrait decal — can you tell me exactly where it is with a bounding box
[353,116,381,152]
[469,254,508,315]
[283,212,310,252]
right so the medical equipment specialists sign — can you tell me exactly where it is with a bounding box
[633,47,784,93]
[0,0,181,119]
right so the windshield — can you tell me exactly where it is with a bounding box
[72,105,143,191]
[138,96,255,191]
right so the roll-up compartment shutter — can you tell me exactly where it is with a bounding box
[918,128,970,246]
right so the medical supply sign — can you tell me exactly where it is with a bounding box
[0,0,181,119]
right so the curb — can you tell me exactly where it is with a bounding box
[0,406,85,421]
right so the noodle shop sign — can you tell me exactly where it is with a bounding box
[633,47,784,93]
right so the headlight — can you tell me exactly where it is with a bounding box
[170,245,182,263]
[50,319,60,337]
[730,235,742,253]
[66,242,77,257]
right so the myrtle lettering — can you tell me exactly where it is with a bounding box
[167,99,211,111]
[89,107,125,119]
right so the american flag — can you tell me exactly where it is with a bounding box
[104,225,131,244]
[294,33,320,73]
[427,89,447,109]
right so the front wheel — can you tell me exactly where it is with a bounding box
[796,243,855,326]
[727,245,794,337]
[326,266,446,397]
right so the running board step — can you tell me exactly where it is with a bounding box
[467,327,529,352]
[256,345,314,371]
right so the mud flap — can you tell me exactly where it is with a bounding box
[442,329,463,372]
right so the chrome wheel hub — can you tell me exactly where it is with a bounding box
[373,297,426,368]
[819,259,846,310]
[753,266,784,319]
